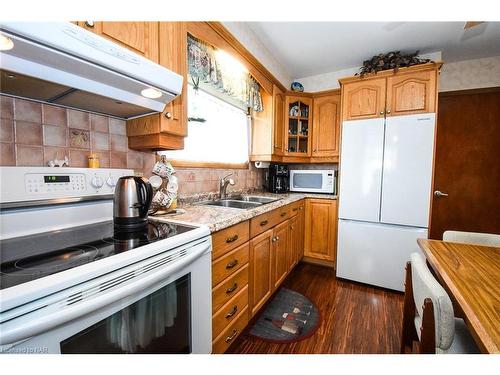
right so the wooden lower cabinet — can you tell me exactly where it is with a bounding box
[249,229,273,317]
[272,220,289,290]
[304,198,337,263]
[211,199,332,352]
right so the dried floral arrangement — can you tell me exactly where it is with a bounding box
[356,51,431,77]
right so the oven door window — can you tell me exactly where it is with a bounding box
[61,274,191,353]
[293,173,323,189]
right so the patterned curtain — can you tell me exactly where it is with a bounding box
[188,34,263,112]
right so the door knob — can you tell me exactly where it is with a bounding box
[434,190,449,198]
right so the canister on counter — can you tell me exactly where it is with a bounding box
[88,153,100,168]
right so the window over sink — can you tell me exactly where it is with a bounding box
[160,84,250,167]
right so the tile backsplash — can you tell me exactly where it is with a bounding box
[0,95,265,198]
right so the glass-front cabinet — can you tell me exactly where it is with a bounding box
[285,96,312,156]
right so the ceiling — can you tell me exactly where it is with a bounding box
[246,22,500,78]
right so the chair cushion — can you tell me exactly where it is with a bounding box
[411,253,455,351]
[437,318,481,354]
[443,231,500,247]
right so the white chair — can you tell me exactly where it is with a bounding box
[400,252,480,354]
[443,231,500,247]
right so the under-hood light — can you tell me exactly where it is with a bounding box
[141,88,162,99]
[0,34,14,51]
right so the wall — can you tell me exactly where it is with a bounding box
[294,52,443,92]
[439,56,500,92]
[0,95,265,199]
[221,22,292,89]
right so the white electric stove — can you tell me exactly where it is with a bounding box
[0,167,212,354]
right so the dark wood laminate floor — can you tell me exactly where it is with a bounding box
[227,263,404,354]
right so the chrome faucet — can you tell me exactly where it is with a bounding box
[219,173,235,199]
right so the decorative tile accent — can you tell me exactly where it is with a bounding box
[69,128,90,149]
[110,151,127,168]
[1,96,14,119]
[14,99,42,123]
[109,118,127,135]
[67,109,90,130]
[15,121,42,145]
[0,118,14,143]
[91,131,110,151]
[43,125,68,147]
[90,114,109,133]
[43,146,69,166]
[110,133,128,152]
[0,142,15,165]
[16,145,44,166]
[42,104,67,126]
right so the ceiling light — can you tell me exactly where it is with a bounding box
[141,88,162,99]
[0,34,14,51]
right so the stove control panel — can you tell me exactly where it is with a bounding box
[0,167,134,204]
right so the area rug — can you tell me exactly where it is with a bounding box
[249,288,320,343]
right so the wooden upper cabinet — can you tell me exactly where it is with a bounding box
[341,78,386,121]
[386,69,436,116]
[304,199,337,263]
[285,95,312,157]
[273,86,286,156]
[312,93,341,157]
[78,22,159,63]
[158,22,188,137]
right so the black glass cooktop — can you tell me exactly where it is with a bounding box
[0,221,194,290]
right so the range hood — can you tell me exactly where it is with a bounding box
[0,22,183,119]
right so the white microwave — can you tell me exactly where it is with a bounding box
[289,169,337,194]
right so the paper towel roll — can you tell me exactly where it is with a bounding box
[254,161,270,169]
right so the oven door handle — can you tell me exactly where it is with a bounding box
[0,240,211,346]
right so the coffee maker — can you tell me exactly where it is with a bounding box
[267,164,289,193]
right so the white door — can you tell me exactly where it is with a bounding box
[336,219,428,292]
[380,113,436,227]
[338,118,385,222]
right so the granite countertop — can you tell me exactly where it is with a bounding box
[150,192,337,233]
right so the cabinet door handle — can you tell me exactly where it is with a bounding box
[260,220,268,226]
[299,206,303,210]
[84,21,95,28]
[272,236,277,242]
[281,212,287,217]
[226,259,239,269]
[225,329,238,343]
[290,226,294,230]
[164,112,172,119]
[226,282,238,294]
[226,234,238,243]
[225,306,238,319]
[386,109,391,114]
[380,111,385,115]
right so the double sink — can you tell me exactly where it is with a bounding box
[197,195,280,209]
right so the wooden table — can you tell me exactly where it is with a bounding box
[417,239,500,354]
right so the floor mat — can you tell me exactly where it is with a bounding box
[249,288,320,343]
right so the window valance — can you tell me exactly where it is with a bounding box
[188,34,263,112]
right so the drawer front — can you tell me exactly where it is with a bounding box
[277,204,291,222]
[212,305,249,354]
[212,242,249,287]
[212,285,248,338]
[212,264,249,313]
[250,210,280,237]
[212,221,250,260]
[289,200,304,217]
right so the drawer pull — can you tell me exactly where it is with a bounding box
[225,305,238,319]
[226,234,239,243]
[299,206,303,210]
[260,220,268,226]
[226,282,238,294]
[292,207,299,212]
[226,259,239,269]
[281,212,287,217]
[225,329,238,343]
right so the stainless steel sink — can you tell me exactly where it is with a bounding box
[231,195,279,204]
[199,200,262,209]
[196,195,280,209]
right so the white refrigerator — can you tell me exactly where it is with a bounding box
[336,113,435,291]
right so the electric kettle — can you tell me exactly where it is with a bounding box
[113,176,153,230]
